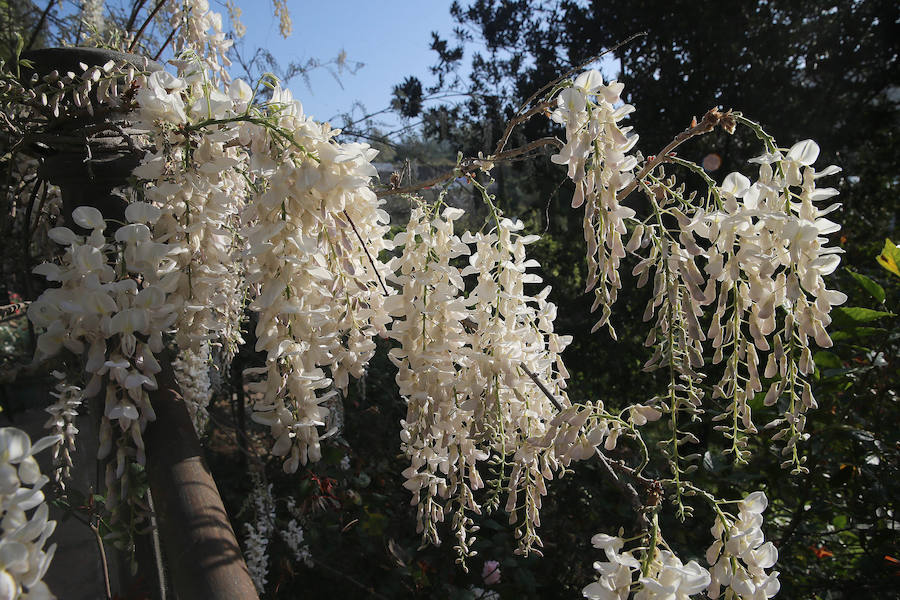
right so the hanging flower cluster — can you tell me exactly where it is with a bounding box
[0,427,60,600]
[132,68,249,358]
[688,142,844,471]
[44,372,83,488]
[706,492,780,599]
[582,492,777,600]
[550,69,639,338]
[583,532,710,600]
[172,345,212,434]
[163,0,233,83]
[242,474,276,593]
[388,202,573,558]
[29,206,173,511]
[240,84,392,473]
[240,474,312,595]
[3,0,849,593]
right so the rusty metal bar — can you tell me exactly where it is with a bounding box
[145,359,259,600]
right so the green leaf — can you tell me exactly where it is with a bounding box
[14,33,24,60]
[832,307,895,327]
[814,351,842,369]
[830,327,886,341]
[876,238,900,278]
[846,269,885,304]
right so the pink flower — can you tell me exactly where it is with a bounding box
[482,560,501,586]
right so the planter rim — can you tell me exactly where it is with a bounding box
[20,47,164,75]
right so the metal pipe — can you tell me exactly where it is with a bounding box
[145,359,258,599]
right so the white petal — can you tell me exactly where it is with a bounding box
[0,428,32,463]
[114,223,152,243]
[574,69,604,93]
[47,227,78,245]
[71,206,105,229]
[125,202,162,224]
[787,139,820,166]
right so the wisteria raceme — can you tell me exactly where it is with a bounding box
[172,345,213,434]
[241,84,392,473]
[44,372,83,488]
[550,69,639,338]
[0,428,61,600]
[583,534,713,600]
[388,203,576,558]
[388,205,483,551]
[684,141,845,469]
[241,474,276,594]
[706,492,780,600]
[29,206,173,512]
[582,533,640,600]
[239,476,312,594]
[132,71,250,357]
[164,0,233,84]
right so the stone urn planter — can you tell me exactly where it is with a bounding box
[20,47,162,231]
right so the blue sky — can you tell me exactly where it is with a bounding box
[236,1,461,130]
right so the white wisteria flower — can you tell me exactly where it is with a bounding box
[0,428,60,600]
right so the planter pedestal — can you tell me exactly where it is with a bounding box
[19,48,258,600]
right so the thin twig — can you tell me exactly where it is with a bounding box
[375,136,561,198]
[375,169,458,198]
[617,107,732,204]
[493,100,554,157]
[90,523,113,600]
[519,363,564,412]
[125,0,150,33]
[153,27,177,61]
[594,449,650,527]
[25,1,54,51]
[128,0,168,53]
[494,32,648,156]
[342,209,390,296]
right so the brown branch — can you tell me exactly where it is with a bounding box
[617,107,734,204]
[375,136,561,199]
[128,0,169,53]
[494,31,648,156]
[25,1,54,52]
[125,0,150,33]
[493,99,554,157]
[519,363,564,412]
[153,26,177,61]
[375,169,458,199]
[89,522,113,600]
[594,449,651,528]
